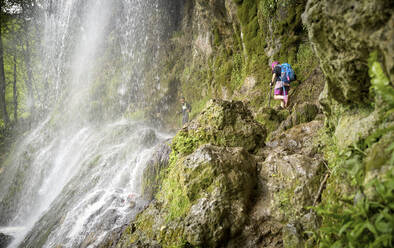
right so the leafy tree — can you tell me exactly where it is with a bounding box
[0,0,39,127]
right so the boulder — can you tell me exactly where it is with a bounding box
[255,107,291,136]
[280,103,319,131]
[334,110,379,150]
[269,102,320,139]
[176,99,266,154]
[117,144,256,247]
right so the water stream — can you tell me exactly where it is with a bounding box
[0,0,177,247]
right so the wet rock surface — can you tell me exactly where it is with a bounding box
[138,128,158,148]
[107,100,326,248]
[271,102,320,137]
[0,233,13,248]
[302,0,393,104]
[141,140,172,201]
[182,99,267,153]
[117,144,257,247]
[229,120,325,248]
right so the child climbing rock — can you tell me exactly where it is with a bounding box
[270,61,294,108]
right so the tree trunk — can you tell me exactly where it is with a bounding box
[0,23,10,124]
[13,55,17,123]
[23,25,35,119]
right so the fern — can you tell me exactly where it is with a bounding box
[313,169,394,248]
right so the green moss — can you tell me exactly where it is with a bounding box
[364,135,391,171]
[368,51,394,108]
[255,108,289,138]
[159,171,191,222]
[237,0,257,24]
[230,53,244,90]
[260,0,277,17]
[292,43,319,81]
[189,97,210,123]
[171,131,202,157]
[213,26,221,47]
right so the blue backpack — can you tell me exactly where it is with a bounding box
[280,63,295,83]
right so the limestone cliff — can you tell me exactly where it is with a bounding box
[99,0,393,247]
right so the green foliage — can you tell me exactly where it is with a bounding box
[368,51,394,108]
[213,26,221,47]
[1,17,30,124]
[313,170,394,248]
[311,124,394,248]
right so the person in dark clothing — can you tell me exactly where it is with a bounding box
[179,96,191,125]
[270,61,290,108]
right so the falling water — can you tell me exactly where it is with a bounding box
[0,0,180,247]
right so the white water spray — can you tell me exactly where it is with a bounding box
[0,0,175,247]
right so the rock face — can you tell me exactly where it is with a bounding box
[114,100,265,247]
[179,99,267,153]
[117,145,257,247]
[275,102,320,134]
[108,100,325,248]
[227,120,325,248]
[302,0,393,104]
[141,140,172,201]
[0,233,13,248]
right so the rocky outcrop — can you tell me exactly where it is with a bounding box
[302,0,393,105]
[273,102,320,135]
[175,99,267,153]
[114,100,266,247]
[228,120,325,248]
[107,100,326,248]
[117,145,257,247]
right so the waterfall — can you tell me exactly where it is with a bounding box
[0,0,177,247]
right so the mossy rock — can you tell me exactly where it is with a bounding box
[364,130,394,171]
[256,107,291,139]
[302,0,393,105]
[334,109,378,150]
[141,140,172,201]
[118,145,257,247]
[268,102,319,140]
[174,99,266,154]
